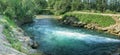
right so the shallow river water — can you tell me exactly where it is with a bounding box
[23,17,120,55]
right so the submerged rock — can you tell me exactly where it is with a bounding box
[30,41,39,49]
[111,49,120,55]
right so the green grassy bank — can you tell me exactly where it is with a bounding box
[63,13,116,27]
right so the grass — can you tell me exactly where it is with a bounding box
[0,16,17,28]
[63,13,116,27]
[3,16,17,28]
[73,10,119,14]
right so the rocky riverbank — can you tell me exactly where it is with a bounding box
[0,25,26,55]
[0,24,44,55]
[0,16,26,55]
[0,15,42,55]
[59,16,120,37]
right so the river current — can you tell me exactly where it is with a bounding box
[23,17,120,55]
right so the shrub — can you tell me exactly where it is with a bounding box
[105,10,116,14]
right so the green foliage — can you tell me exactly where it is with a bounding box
[34,0,48,14]
[48,0,57,9]
[34,0,47,9]
[2,0,35,17]
[96,0,107,12]
[0,0,40,25]
[104,10,116,14]
[53,0,72,15]
[0,0,6,14]
[4,16,17,28]
[71,0,82,11]
[64,13,115,27]
[37,9,54,15]
[48,0,120,14]
[0,16,17,28]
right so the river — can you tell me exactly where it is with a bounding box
[22,16,120,55]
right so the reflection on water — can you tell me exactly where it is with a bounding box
[23,18,120,55]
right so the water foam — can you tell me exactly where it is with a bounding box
[51,30,120,43]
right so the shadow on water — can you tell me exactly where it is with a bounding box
[22,18,120,55]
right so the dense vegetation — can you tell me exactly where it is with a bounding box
[63,13,115,27]
[0,0,48,25]
[48,0,120,14]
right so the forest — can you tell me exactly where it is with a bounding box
[48,0,120,14]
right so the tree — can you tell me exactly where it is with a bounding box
[53,0,72,15]
[34,0,47,9]
[0,0,8,14]
[0,0,37,25]
[48,0,57,9]
[47,0,120,13]
[71,0,82,11]
[96,0,107,12]
[83,0,91,10]
[34,0,48,14]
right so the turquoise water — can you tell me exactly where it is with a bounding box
[23,18,120,55]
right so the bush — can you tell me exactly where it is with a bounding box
[105,10,116,14]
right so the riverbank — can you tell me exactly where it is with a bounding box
[0,25,27,55]
[59,12,120,37]
[0,16,43,55]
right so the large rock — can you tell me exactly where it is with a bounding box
[84,23,100,30]
[105,24,120,36]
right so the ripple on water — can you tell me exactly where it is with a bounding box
[23,19,120,55]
